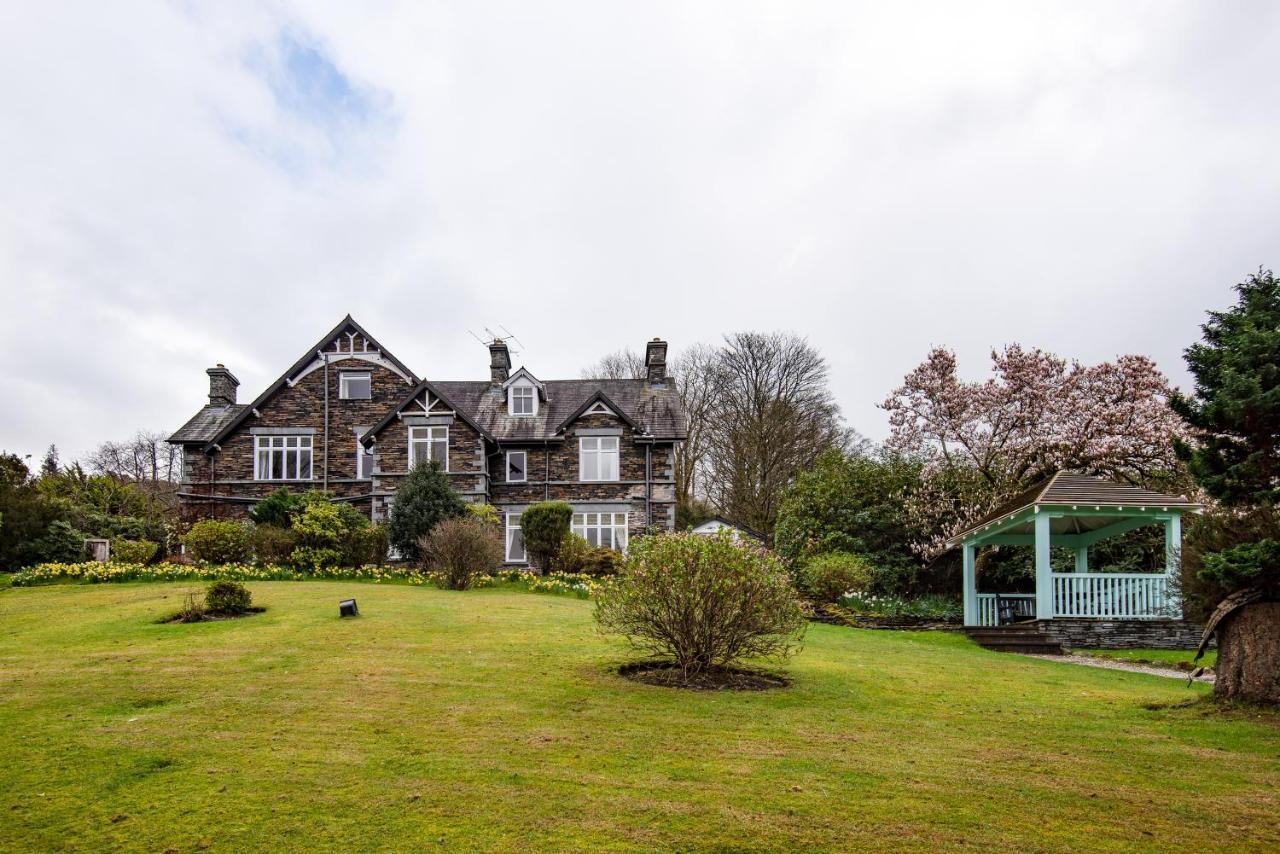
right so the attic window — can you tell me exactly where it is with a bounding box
[510,385,536,416]
[340,372,371,400]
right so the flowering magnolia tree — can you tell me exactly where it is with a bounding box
[881,344,1189,558]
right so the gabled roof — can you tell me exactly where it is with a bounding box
[554,389,641,434]
[949,471,1202,546]
[502,367,544,392]
[360,379,494,445]
[201,315,418,448]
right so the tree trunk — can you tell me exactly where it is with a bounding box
[1214,601,1280,705]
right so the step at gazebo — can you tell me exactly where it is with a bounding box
[948,473,1202,627]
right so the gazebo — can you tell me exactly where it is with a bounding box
[949,473,1202,627]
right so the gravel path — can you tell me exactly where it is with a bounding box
[1024,653,1215,683]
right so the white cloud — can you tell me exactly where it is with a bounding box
[1,1,1277,462]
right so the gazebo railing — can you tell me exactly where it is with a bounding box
[976,593,1034,626]
[1052,573,1175,619]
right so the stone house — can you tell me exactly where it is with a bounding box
[168,316,686,563]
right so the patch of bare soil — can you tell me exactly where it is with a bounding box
[161,607,266,625]
[1026,653,1215,683]
[618,661,790,691]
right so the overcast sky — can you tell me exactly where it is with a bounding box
[2,1,1277,465]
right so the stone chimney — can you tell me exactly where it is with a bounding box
[489,340,511,384]
[207,364,239,407]
[646,338,668,385]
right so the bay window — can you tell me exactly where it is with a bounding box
[572,512,628,551]
[254,435,313,481]
[409,425,448,470]
[579,436,619,481]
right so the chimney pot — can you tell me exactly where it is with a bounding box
[207,365,240,407]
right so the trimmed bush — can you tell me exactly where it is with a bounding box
[110,539,158,564]
[595,532,806,676]
[29,520,87,565]
[248,488,306,527]
[521,502,572,573]
[252,525,298,564]
[205,580,252,615]
[557,533,619,577]
[181,520,252,564]
[387,462,467,562]
[419,517,503,590]
[798,551,874,603]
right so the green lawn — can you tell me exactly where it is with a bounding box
[1084,647,1218,670]
[1,583,1277,852]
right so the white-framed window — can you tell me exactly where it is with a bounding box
[573,512,628,551]
[505,513,526,562]
[254,435,313,481]
[579,436,619,481]
[509,384,536,416]
[339,372,371,400]
[356,441,375,480]
[506,450,527,483]
[408,425,448,470]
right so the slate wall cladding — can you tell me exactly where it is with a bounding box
[179,352,413,515]
[1036,618,1207,650]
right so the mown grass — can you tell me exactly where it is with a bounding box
[0,582,1276,852]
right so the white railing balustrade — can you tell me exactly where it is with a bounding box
[1052,573,1176,619]
[975,593,1034,627]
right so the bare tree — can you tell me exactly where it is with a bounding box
[88,430,181,484]
[704,332,850,535]
[671,343,717,511]
[581,347,645,380]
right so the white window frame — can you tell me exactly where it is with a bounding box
[509,384,537,417]
[505,513,526,563]
[253,434,313,481]
[572,512,629,551]
[339,372,372,400]
[579,436,620,482]
[408,425,449,471]
[356,440,375,480]
[506,450,528,483]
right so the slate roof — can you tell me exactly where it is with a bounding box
[950,472,1202,545]
[169,404,249,444]
[364,378,687,444]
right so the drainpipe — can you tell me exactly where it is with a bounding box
[322,352,330,491]
[645,445,652,529]
[545,446,550,502]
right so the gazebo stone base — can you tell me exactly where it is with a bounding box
[1036,618,1206,651]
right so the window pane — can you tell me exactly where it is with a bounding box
[299,449,312,479]
[509,453,525,481]
[271,451,284,480]
[602,451,618,481]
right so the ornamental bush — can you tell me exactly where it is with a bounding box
[797,551,874,603]
[387,462,467,562]
[181,520,252,564]
[110,538,158,564]
[557,533,619,577]
[205,580,252,615]
[418,517,503,590]
[520,501,572,573]
[595,532,806,676]
[252,524,298,564]
[248,488,306,527]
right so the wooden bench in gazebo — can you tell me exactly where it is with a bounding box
[949,472,1202,629]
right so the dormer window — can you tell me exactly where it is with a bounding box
[339,372,371,400]
[510,385,536,416]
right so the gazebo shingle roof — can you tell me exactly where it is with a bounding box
[951,472,1201,546]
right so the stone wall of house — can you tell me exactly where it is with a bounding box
[178,349,415,518]
[365,402,490,520]
[1036,618,1207,650]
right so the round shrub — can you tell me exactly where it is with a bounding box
[798,551,874,603]
[387,462,467,562]
[205,580,252,615]
[110,539,158,564]
[248,488,306,527]
[521,501,573,573]
[595,532,806,676]
[181,520,252,564]
[419,517,503,590]
[557,533,619,577]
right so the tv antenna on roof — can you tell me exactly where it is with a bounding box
[467,326,523,358]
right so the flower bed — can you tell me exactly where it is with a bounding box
[8,561,605,599]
